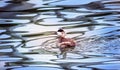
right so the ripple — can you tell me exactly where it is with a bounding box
[11,67,63,70]
[54,57,118,63]
[88,64,120,70]
[49,0,99,6]
[71,66,91,70]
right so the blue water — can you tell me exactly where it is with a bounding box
[0,0,120,70]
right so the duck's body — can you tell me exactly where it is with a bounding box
[56,28,76,59]
[58,37,76,49]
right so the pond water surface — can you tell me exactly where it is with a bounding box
[0,0,120,70]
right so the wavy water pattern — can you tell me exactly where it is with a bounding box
[0,0,120,70]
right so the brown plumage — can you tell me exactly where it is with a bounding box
[56,28,76,59]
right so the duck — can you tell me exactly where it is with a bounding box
[56,28,76,59]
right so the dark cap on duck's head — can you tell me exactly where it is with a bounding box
[57,28,65,37]
[57,28,64,32]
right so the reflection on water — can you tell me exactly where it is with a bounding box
[0,0,120,70]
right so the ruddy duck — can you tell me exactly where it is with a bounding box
[56,28,76,59]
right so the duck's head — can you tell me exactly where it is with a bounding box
[57,28,66,37]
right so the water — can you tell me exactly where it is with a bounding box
[0,0,120,70]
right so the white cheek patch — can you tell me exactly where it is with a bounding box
[57,32,62,36]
